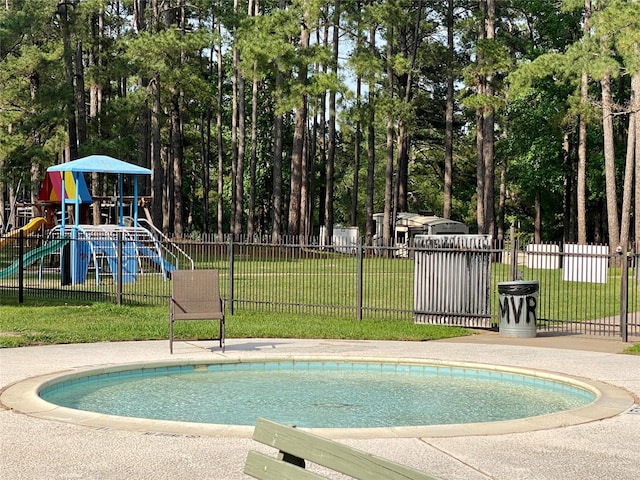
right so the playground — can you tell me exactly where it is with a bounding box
[0,155,190,285]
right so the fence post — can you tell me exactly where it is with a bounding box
[356,237,363,320]
[18,229,24,304]
[619,247,628,342]
[228,235,234,315]
[117,231,123,306]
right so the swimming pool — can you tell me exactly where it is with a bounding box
[38,359,597,430]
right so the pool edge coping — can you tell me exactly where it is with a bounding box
[1,356,635,439]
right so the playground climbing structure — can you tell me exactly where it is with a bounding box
[0,155,193,286]
[44,222,192,285]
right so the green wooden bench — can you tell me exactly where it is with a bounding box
[244,418,441,480]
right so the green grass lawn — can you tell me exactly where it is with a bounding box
[1,297,637,355]
[0,298,469,348]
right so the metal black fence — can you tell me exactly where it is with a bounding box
[1,229,638,340]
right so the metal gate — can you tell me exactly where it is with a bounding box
[413,235,493,327]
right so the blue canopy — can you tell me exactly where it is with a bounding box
[47,155,151,175]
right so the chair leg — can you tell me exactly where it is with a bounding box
[169,319,173,354]
[221,319,225,352]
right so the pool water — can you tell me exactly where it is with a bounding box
[40,361,595,428]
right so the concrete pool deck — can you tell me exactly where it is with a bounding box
[1,335,639,479]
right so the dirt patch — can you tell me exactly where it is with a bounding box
[0,331,23,337]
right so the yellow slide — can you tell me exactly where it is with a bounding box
[0,217,47,249]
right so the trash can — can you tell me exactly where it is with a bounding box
[497,281,539,337]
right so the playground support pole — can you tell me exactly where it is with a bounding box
[18,229,24,304]
[133,175,139,225]
[118,174,124,226]
[117,231,123,305]
[61,174,66,235]
[73,171,80,227]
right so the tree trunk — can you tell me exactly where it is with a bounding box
[498,157,506,243]
[482,110,495,236]
[58,0,78,161]
[171,96,184,237]
[619,94,634,250]
[476,108,485,233]
[482,0,496,237]
[235,0,247,238]
[287,3,310,237]
[318,20,328,233]
[324,0,340,244]
[383,27,394,248]
[577,72,588,244]
[30,160,39,204]
[366,105,375,245]
[162,146,171,234]
[577,0,591,244]
[622,72,639,250]
[200,110,210,233]
[396,0,422,215]
[247,0,259,239]
[300,125,309,242]
[601,72,619,249]
[395,126,408,213]
[7,185,16,231]
[631,0,640,252]
[351,74,361,227]
[271,110,283,242]
[216,15,224,237]
[133,1,150,205]
[271,0,285,243]
[443,0,454,219]
[231,0,240,237]
[248,69,258,239]
[349,0,363,229]
[534,190,542,244]
[631,73,640,251]
[75,40,86,148]
[150,73,163,229]
[235,72,246,238]
[634,72,640,251]
[288,99,307,237]
[365,23,376,246]
[475,0,486,234]
[562,131,574,243]
[384,116,394,248]
[594,198,604,244]
[89,6,105,225]
[162,1,177,235]
[0,174,4,230]
[74,38,90,221]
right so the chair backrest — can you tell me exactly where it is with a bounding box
[171,269,223,320]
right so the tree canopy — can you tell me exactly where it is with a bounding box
[0,0,638,250]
